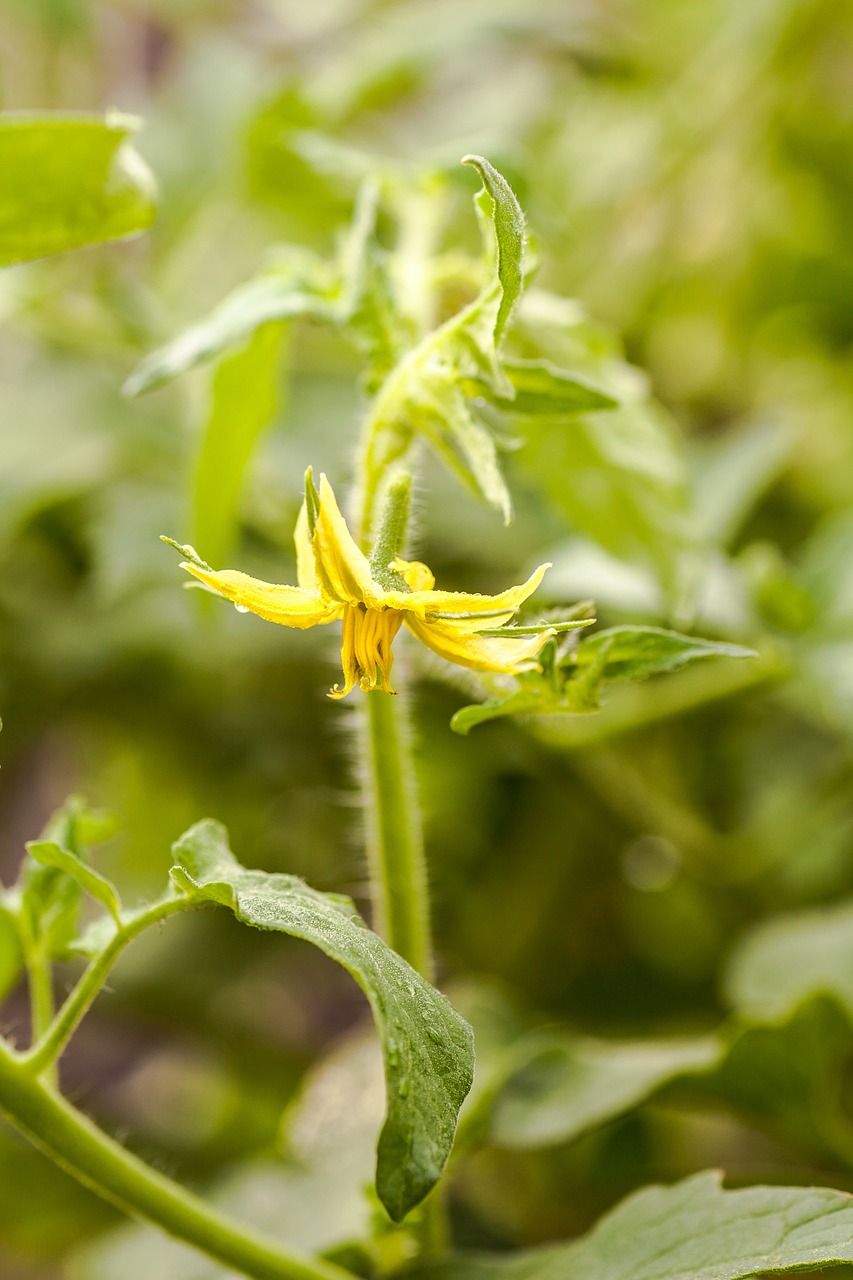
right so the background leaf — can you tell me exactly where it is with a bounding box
[0,111,156,266]
[490,1034,721,1149]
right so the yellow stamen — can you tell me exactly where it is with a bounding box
[330,604,404,699]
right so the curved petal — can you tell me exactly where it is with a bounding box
[384,563,552,627]
[293,502,319,594]
[405,613,554,673]
[313,475,380,605]
[182,564,340,629]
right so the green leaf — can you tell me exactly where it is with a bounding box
[14,798,89,958]
[190,321,288,570]
[337,178,408,389]
[467,358,618,417]
[419,384,512,523]
[26,841,122,925]
[123,248,335,395]
[565,626,757,683]
[415,1171,853,1280]
[490,1033,721,1149]
[451,627,755,733]
[169,819,474,1222]
[0,111,156,267]
[462,155,525,347]
[688,998,853,1167]
[725,898,853,1023]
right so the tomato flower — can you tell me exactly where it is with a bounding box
[167,474,556,699]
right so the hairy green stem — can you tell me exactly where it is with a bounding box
[25,943,57,1086]
[20,897,194,1078]
[362,689,434,981]
[0,1037,350,1280]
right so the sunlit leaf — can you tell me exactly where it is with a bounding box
[462,155,525,347]
[124,249,335,395]
[0,111,156,267]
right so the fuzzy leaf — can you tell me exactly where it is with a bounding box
[468,358,618,417]
[415,1171,853,1280]
[124,250,335,395]
[452,627,755,733]
[462,155,525,347]
[0,111,157,266]
[170,820,474,1222]
[26,841,122,925]
[565,626,757,683]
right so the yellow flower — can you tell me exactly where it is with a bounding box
[171,474,556,700]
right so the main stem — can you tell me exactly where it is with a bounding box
[362,688,434,981]
[0,1036,350,1280]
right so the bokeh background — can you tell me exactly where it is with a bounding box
[2,0,853,1276]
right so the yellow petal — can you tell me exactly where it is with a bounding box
[405,613,554,673]
[312,475,379,605]
[294,502,319,594]
[182,564,340,629]
[384,563,552,627]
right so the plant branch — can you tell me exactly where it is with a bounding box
[361,688,434,981]
[0,1036,352,1280]
[20,896,195,1078]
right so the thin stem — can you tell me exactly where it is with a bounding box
[26,943,57,1087]
[362,687,449,1260]
[362,688,434,981]
[0,1037,351,1280]
[20,897,194,1078]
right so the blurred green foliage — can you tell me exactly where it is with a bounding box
[3,0,853,1276]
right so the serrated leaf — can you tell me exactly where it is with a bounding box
[452,627,754,733]
[725,899,853,1023]
[420,385,512,522]
[26,841,122,924]
[169,819,474,1221]
[124,250,335,395]
[0,111,156,266]
[191,321,288,569]
[415,1171,853,1280]
[565,626,757,683]
[491,1033,721,1149]
[467,358,618,417]
[462,155,525,347]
